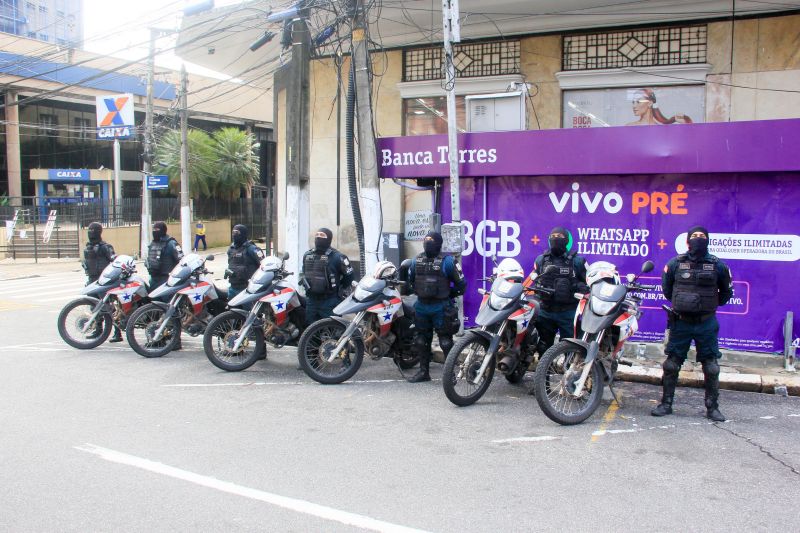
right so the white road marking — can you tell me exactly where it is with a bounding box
[759,416,776,419]
[788,414,800,417]
[3,286,82,297]
[75,444,430,533]
[492,436,563,443]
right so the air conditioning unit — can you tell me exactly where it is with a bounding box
[466,91,526,132]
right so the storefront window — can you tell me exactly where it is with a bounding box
[562,85,705,128]
[403,96,466,136]
[46,182,101,199]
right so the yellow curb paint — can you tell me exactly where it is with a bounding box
[591,393,622,443]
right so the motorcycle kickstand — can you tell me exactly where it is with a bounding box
[607,381,623,407]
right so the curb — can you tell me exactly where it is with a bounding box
[616,365,800,396]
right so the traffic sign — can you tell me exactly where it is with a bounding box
[146,175,169,190]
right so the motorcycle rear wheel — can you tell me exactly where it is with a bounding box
[126,303,181,358]
[533,342,604,425]
[442,332,495,407]
[297,318,364,384]
[203,311,265,372]
[57,298,112,349]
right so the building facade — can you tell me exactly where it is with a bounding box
[0,0,83,46]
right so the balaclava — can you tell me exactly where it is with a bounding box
[152,221,167,242]
[687,225,709,258]
[314,227,333,252]
[548,226,569,257]
[87,222,102,243]
[232,224,248,247]
[423,231,443,258]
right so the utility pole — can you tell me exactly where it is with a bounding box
[442,0,465,331]
[140,28,157,259]
[442,0,461,230]
[179,65,191,252]
[284,16,311,279]
[351,0,382,274]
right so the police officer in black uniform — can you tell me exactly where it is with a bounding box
[300,228,354,324]
[407,231,466,383]
[146,221,183,290]
[225,224,265,299]
[524,226,588,354]
[653,225,733,422]
[83,222,122,342]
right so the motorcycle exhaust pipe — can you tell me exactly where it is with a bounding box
[497,354,518,374]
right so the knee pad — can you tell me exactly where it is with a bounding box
[438,334,454,356]
[663,356,682,375]
[701,360,720,376]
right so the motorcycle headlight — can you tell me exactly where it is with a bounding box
[590,296,617,316]
[489,293,514,310]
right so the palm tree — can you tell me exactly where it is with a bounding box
[211,127,260,199]
[154,127,260,199]
[154,129,217,198]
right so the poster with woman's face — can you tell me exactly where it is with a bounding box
[563,85,705,128]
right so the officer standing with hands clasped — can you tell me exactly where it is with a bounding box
[407,231,466,383]
[300,228,353,324]
[225,224,265,298]
[524,226,588,355]
[654,225,733,422]
[83,222,122,342]
[145,221,183,290]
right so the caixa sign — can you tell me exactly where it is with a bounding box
[48,169,90,181]
[96,126,133,140]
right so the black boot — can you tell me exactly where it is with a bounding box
[652,356,680,417]
[109,327,123,343]
[702,361,726,422]
[408,356,431,383]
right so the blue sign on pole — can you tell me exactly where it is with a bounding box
[147,175,169,190]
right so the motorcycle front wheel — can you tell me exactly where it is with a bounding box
[532,342,604,425]
[203,311,265,372]
[442,332,495,406]
[57,298,112,349]
[125,303,181,358]
[297,318,364,384]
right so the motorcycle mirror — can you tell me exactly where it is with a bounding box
[205,254,215,261]
[626,273,636,283]
[491,255,498,266]
[641,260,654,273]
[282,252,290,261]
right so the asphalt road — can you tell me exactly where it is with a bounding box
[1,265,799,532]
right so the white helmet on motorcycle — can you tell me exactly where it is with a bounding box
[586,261,620,287]
[259,255,282,272]
[495,258,524,282]
[112,255,136,276]
[372,260,397,280]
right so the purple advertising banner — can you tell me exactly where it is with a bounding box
[378,119,800,178]
[440,174,800,353]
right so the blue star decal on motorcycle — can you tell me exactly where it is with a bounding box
[193,293,202,302]
[276,302,284,310]
[383,312,392,321]
[522,319,529,328]
[122,293,131,301]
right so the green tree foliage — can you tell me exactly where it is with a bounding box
[154,127,259,199]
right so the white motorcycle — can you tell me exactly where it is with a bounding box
[532,260,656,425]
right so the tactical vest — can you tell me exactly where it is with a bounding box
[414,253,451,301]
[147,237,177,276]
[228,241,257,288]
[84,241,111,279]
[538,251,578,307]
[671,255,719,314]
[304,248,337,296]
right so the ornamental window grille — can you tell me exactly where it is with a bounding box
[562,25,706,71]
[403,40,520,82]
